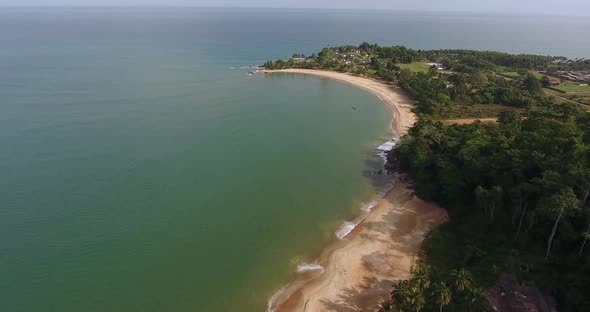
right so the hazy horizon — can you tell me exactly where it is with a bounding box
[1,0,589,16]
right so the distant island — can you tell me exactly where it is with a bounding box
[264,44,590,312]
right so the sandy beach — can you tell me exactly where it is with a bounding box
[264,69,448,312]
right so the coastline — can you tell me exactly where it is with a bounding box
[262,69,417,137]
[263,69,448,312]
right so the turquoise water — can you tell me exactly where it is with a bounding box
[1,8,588,312]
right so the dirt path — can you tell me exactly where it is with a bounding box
[439,118,498,125]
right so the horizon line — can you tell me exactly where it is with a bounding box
[0,6,588,17]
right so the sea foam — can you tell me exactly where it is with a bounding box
[334,139,398,239]
[335,220,361,239]
[362,200,379,212]
[266,263,324,311]
[377,140,397,152]
[296,263,325,274]
[266,283,289,312]
[377,138,398,163]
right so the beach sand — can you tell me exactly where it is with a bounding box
[264,69,448,312]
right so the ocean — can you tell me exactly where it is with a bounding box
[0,8,588,312]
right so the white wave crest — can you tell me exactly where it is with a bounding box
[296,263,325,274]
[333,139,400,239]
[377,139,397,152]
[335,220,361,239]
[362,200,379,212]
[266,283,289,312]
[377,138,398,163]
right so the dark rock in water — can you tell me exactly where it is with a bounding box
[384,155,401,174]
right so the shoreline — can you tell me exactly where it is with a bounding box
[263,69,448,312]
[262,69,417,137]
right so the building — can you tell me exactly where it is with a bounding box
[427,62,445,70]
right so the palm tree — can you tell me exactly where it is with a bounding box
[579,231,590,256]
[466,287,489,312]
[407,285,426,312]
[394,280,425,312]
[432,282,452,312]
[579,187,590,256]
[540,188,580,260]
[412,262,431,290]
[451,269,473,293]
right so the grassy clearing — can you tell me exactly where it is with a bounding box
[566,94,590,105]
[497,71,520,77]
[553,82,590,93]
[495,67,544,79]
[544,89,590,111]
[495,65,512,72]
[398,62,432,73]
[440,104,521,119]
[495,66,519,77]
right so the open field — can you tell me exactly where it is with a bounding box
[495,68,543,79]
[440,104,521,119]
[544,89,590,110]
[496,71,520,78]
[565,94,590,106]
[552,82,590,93]
[397,62,432,73]
[439,118,498,125]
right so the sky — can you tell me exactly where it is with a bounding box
[1,0,589,16]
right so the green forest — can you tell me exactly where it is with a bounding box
[389,110,590,311]
[267,44,590,311]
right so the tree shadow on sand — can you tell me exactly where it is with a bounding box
[361,206,422,255]
[319,276,393,312]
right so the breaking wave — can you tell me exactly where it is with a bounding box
[335,220,361,239]
[333,139,399,239]
[362,200,379,212]
[296,263,325,274]
[266,283,289,312]
[377,138,398,163]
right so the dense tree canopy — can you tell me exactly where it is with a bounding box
[389,108,590,310]
[265,43,589,73]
